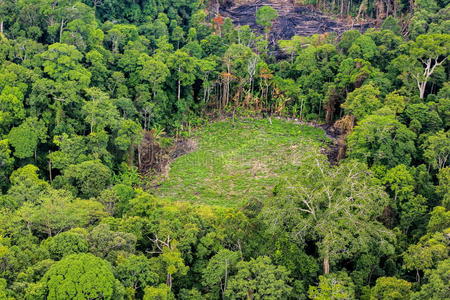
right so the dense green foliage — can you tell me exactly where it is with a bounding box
[0,0,449,299]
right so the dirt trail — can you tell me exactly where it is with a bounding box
[216,0,373,43]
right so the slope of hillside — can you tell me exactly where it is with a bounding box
[217,0,372,42]
[156,118,328,206]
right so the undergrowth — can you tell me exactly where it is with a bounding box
[156,118,328,207]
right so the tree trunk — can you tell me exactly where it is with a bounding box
[167,273,172,289]
[177,79,181,101]
[59,19,65,42]
[127,145,134,166]
[48,154,53,183]
[419,81,426,99]
[138,145,142,170]
[323,254,330,274]
[246,289,254,300]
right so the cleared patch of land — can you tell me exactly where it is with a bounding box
[156,118,327,207]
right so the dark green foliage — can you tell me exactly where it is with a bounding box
[347,115,417,168]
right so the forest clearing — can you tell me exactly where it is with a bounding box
[156,118,327,206]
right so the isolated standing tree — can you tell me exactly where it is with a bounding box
[256,6,278,40]
[265,157,392,274]
[411,34,449,99]
[394,34,449,99]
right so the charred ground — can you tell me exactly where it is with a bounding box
[216,0,373,43]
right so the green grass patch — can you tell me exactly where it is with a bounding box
[156,118,327,207]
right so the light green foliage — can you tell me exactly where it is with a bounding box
[143,284,175,300]
[157,119,325,206]
[115,119,143,152]
[347,115,416,167]
[427,206,450,233]
[403,231,449,275]
[13,259,55,298]
[178,288,203,300]
[342,83,382,120]
[256,6,279,30]
[383,91,407,114]
[437,97,450,128]
[422,130,450,169]
[48,134,88,170]
[29,253,121,299]
[403,103,442,134]
[107,24,139,53]
[265,158,393,273]
[139,55,170,90]
[97,184,136,216]
[411,259,450,300]
[383,164,415,202]
[87,224,136,259]
[0,0,449,296]
[202,249,240,296]
[41,230,88,259]
[157,246,189,289]
[225,256,291,299]
[82,87,120,133]
[370,277,412,300]
[168,49,197,101]
[39,43,91,87]
[348,35,379,61]
[17,189,105,237]
[3,164,50,208]
[382,164,427,231]
[394,34,449,98]
[115,255,159,297]
[7,117,46,159]
[0,277,13,300]
[0,86,25,130]
[308,272,355,300]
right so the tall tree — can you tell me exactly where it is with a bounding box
[256,6,279,40]
[393,34,449,98]
[264,156,392,274]
[225,256,291,299]
[27,253,122,299]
